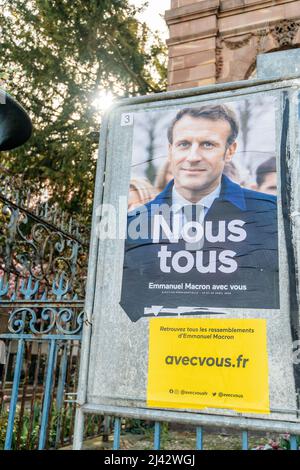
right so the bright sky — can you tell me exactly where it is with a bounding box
[92,1,170,112]
[130,0,170,39]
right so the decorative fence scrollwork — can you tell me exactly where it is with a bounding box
[0,170,95,450]
[0,168,89,303]
[7,304,84,336]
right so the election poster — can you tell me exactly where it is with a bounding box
[120,96,279,322]
[84,83,300,425]
[147,318,270,414]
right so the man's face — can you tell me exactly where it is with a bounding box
[258,172,277,196]
[168,115,237,201]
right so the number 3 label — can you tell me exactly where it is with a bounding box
[121,113,133,126]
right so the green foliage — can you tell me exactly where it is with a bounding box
[0,411,7,446]
[251,434,300,450]
[278,434,300,450]
[0,401,76,450]
[13,402,41,449]
[124,418,154,435]
[0,0,167,221]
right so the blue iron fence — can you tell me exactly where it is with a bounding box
[0,174,108,449]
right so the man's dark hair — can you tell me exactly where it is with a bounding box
[167,105,239,146]
[256,157,276,186]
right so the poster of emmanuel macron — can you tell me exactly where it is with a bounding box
[120,97,279,322]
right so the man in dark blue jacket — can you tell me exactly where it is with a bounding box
[120,105,279,322]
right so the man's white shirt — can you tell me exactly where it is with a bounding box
[172,183,221,226]
[170,184,221,250]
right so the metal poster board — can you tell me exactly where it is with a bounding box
[74,75,300,444]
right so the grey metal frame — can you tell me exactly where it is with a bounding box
[73,69,300,449]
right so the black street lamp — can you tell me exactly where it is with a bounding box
[0,90,32,151]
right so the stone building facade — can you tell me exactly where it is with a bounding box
[166,0,300,90]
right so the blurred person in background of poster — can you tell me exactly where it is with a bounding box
[223,160,240,184]
[255,157,277,196]
[128,178,158,212]
[155,159,173,192]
